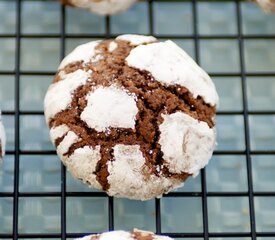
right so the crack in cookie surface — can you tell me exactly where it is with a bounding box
[46,38,216,197]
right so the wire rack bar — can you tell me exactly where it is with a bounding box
[2,33,275,39]
[3,110,275,116]
[236,1,257,239]
[60,4,67,240]
[4,149,275,155]
[12,0,21,240]
[2,231,275,239]
[191,1,209,240]
[2,190,275,198]
[2,71,275,77]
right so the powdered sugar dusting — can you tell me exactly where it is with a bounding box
[59,40,100,70]
[66,145,102,189]
[69,0,137,15]
[0,110,5,160]
[116,34,157,46]
[44,69,90,123]
[49,124,70,144]
[112,145,145,168]
[75,236,93,240]
[80,85,138,132]
[107,145,146,198]
[159,112,216,175]
[107,144,183,200]
[154,236,173,240]
[126,40,219,106]
[108,41,118,52]
[57,131,80,156]
[99,231,132,240]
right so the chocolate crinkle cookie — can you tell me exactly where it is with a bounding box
[44,34,219,200]
[0,110,6,162]
[254,0,275,12]
[61,0,136,15]
[76,229,173,240]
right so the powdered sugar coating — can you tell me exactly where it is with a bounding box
[108,41,118,52]
[81,86,138,132]
[75,236,92,240]
[66,145,102,189]
[75,229,174,240]
[126,40,219,106]
[107,145,145,197]
[0,110,5,160]
[255,0,275,12]
[49,124,70,143]
[98,231,131,240]
[59,41,100,70]
[45,34,218,201]
[57,131,80,156]
[76,231,132,240]
[52,125,102,189]
[44,69,90,123]
[68,0,137,15]
[116,34,157,46]
[159,112,216,175]
[107,144,183,200]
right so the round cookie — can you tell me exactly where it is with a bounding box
[254,0,275,12]
[76,229,173,240]
[0,110,6,161]
[61,0,136,15]
[44,34,219,200]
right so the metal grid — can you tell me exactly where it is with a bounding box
[1,0,275,239]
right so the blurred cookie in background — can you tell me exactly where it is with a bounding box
[254,0,275,13]
[61,0,137,15]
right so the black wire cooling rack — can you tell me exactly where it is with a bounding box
[1,0,275,239]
